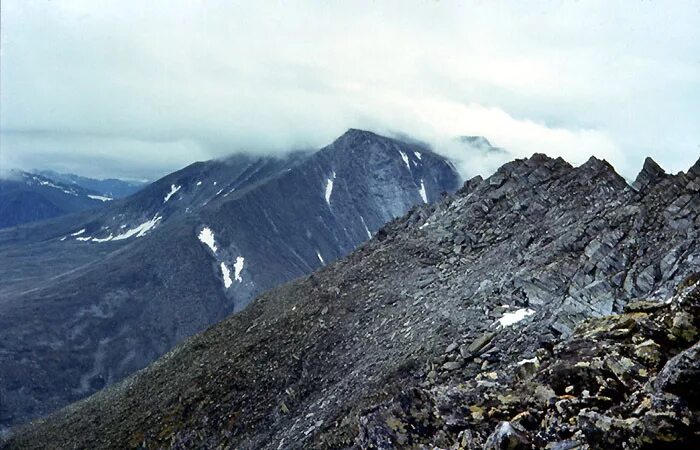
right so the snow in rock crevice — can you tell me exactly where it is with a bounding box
[233,256,244,282]
[198,227,217,253]
[316,250,325,265]
[496,308,535,327]
[418,180,428,203]
[163,184,181,203]
[413,151,422,160]
[71,228,86,237]
[221,263,233,288]
[324,171,336,205]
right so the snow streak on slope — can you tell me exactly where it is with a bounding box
[163,184,181,203]
[87,195,113,202]
[112,216,162,240]
[360,216,372,239]
[198,227,217,253]
[325,172,336,205]
[220,263,232,288]
[418,180,428,203]
[399,151,411,171]
[233,257,244,282]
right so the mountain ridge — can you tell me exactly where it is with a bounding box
[4,153,697,449]
[0,129,462,432]
[0,171,108,229]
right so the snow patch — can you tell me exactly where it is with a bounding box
[163,184,181,203]
[360,215,372,239]
[413,151,422,160]
[34,177,77,196]
[198,227,217,253]
[92,234,114,243]
[316,250,325,265]
[112,215,162,240]
[418,180,428,203]
[88,194,113,202]
[70,228,86,236]
[517,357,538,366]
[215,188,224,196]
[324,171,336,205]
[221,263,233,288]
[196,181,202,186]
[233,256,244,282]
[398,150,411,170]
[496,308,535,327]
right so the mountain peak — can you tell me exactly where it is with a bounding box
[334,128,384,145]
[632,157,667,192]
[576,155,619,175]
[687,157,700,178]
[457,135,493,148]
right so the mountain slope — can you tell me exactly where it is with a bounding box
[0,172,108,228]
[0,129,461,432]
[33,170,146,199]
[5,155,698,449]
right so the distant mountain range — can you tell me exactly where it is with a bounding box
[0,170,147,230]
[0,172,109,229]
[0,129,462,431]
[32,170,147,199]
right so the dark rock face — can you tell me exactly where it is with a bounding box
[0,171,108,228]
[0,130,460,433]
[3,154,699,449]
[632,157,666,192]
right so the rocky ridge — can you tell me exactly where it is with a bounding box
[3,154,699,449]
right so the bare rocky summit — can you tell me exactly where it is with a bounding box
[3,154,699,449]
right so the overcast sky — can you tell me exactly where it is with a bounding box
[1,0,698,181]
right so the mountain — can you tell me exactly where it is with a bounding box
[0,129,461,432]
[0,171,109,229]
[4,154,697,449]
[457,135,509,155]
[33,170,147,199]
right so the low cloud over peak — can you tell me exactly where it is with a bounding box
[2,0,698,180]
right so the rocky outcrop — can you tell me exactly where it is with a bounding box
[355,278,700,449]
[3,155,699,449]
[632,157,667,193]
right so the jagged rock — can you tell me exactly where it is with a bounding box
[462,332,496,358]
[442,361,463,371]
[483,421,531,450]
[632,156,666,192]
[654,341,700,407]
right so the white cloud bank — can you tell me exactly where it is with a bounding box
[1,0,698,180]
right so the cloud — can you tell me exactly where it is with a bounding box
[1,0,699,180]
